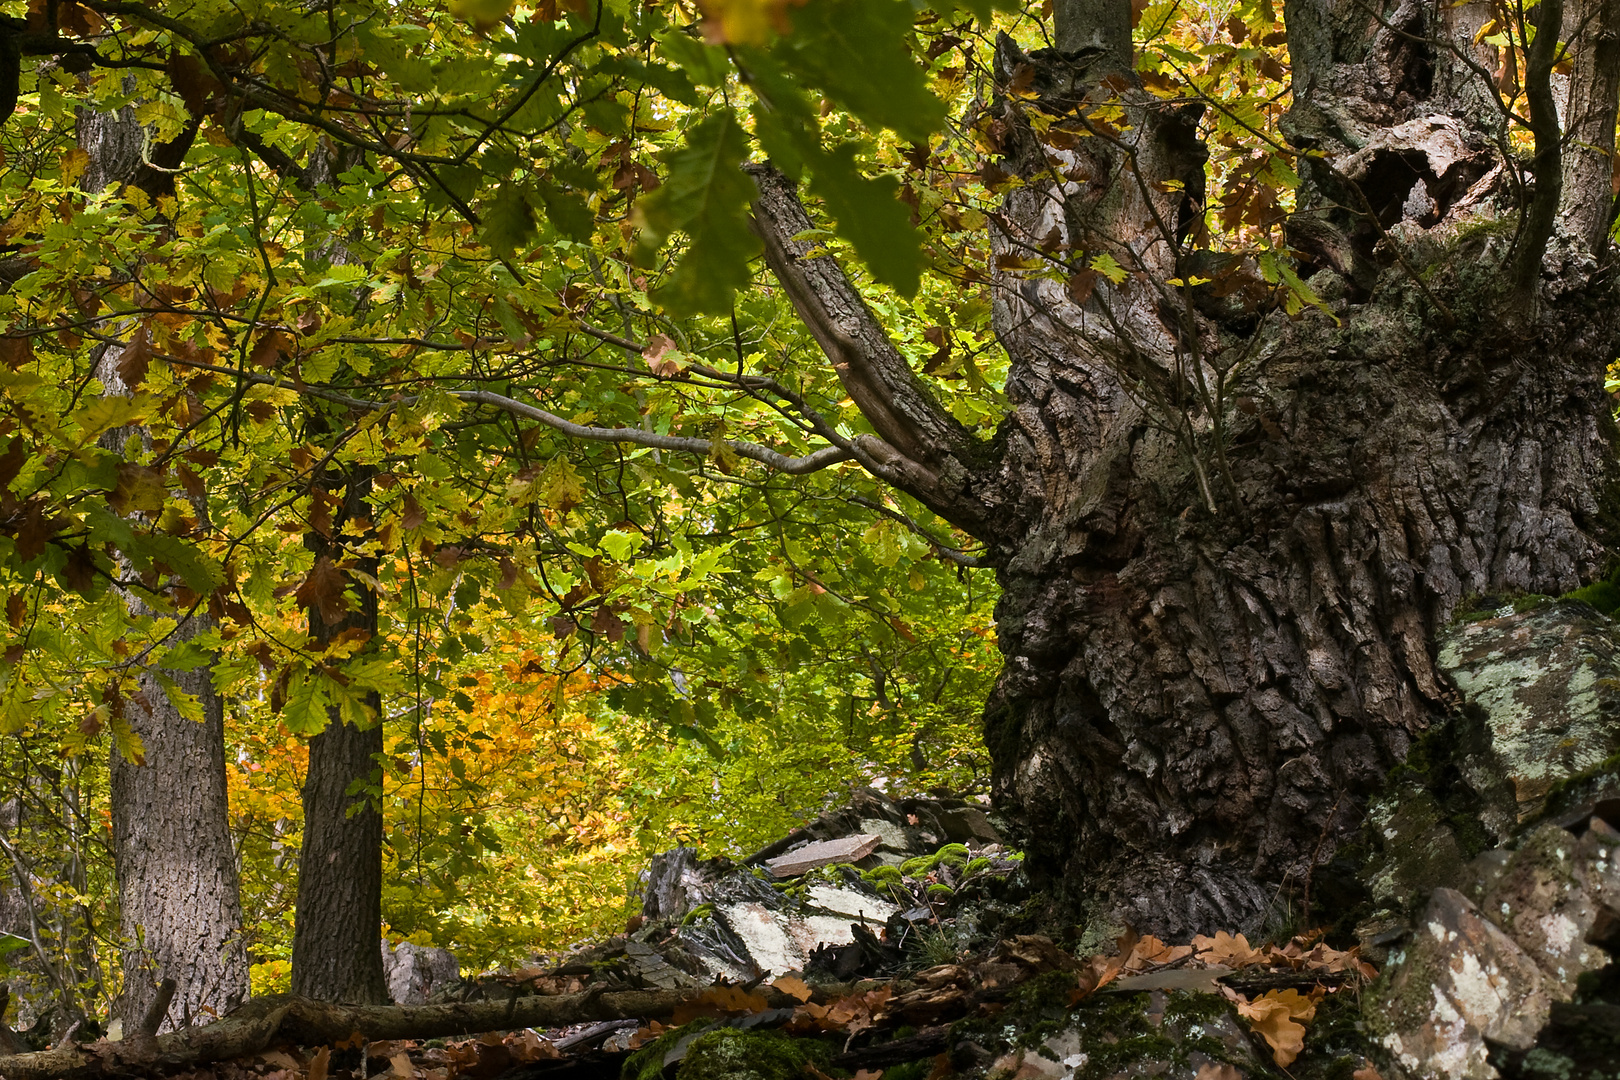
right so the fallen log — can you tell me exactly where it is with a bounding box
[0,986,803,1080]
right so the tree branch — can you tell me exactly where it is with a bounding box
[147,349,860,476]
[745,163,995,535]
[1514,0,1567,297]
[452,390,855,475]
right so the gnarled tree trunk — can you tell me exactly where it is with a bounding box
[752,0,1620,936]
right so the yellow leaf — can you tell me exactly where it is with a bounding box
[448,0,513,31]
[773,974,813,1003]
[1236,989,1316,1066]
[61,148,89,185]
[695,0,804,44]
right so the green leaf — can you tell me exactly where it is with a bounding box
[1090,252,1128,284]
[483,184,537,260]
[657,30,730,87]
[535,180,595,242]
[774,0,945,144]
[636,111,761,315]
[138,533,226,594]
[151,671,204,721]
[810,143,925,296]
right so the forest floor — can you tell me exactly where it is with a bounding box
[2,787,1617,1080]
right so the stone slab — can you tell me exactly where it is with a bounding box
[764,834,882,878]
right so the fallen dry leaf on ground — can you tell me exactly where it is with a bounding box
[772,975,813,1002]
[1193,931,1265,968]
[1236,988,1318,1066]
[671,984,770,1024]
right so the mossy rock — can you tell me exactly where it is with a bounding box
[674,1027,831,1080]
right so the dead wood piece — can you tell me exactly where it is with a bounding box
[832,1026,950,1070]
[0,987,803,1080]
[765,835,882,878]
[139,979,177,1038]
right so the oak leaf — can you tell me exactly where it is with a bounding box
[772,974,813,1003]
[117,325,152,389]
[1236,989,1316,1066]
[1193,930,1264,968]
[642,334,684,377]
[296,556,352,627]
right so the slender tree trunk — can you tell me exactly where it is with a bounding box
[81,103,247,1029]
[750,0,1620,936]
[290,470,388,1004]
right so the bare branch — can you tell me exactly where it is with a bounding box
[745,163,995,534]
[1514,0,1566,297]
[150,350,859,476]
[452,390,855,475]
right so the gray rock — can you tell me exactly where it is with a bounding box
[381,941,458,1006]
[1369,823,1620,1080]
[1437,602,1620,841]
[1371,887,1551,1080]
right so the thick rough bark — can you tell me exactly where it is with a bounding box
[976,0,1620,936]
[290,472,388,1005]
[110,613,250,1032]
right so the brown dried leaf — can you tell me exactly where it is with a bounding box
[401,493,426,530]
[295,556,352,627]
[1236,989,1316,1066]
[642,334,683,377]
[1192,930,1264,968]
[1125,935,1193,970]
[117,325,152,389]
[671,984,770,1025]
[772,975,813,1003]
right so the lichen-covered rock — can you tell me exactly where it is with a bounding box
[380,940,458,1006]
[1462,824,1612,999]
[1369,818,1620,1080]
[984,990,1266,1080]
[1370,887,1551,1080]
[1436,602,1620,841]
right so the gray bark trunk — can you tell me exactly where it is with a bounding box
[110,613,250,1031]
[289,472,388,1005]
[81,104,248,1031]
